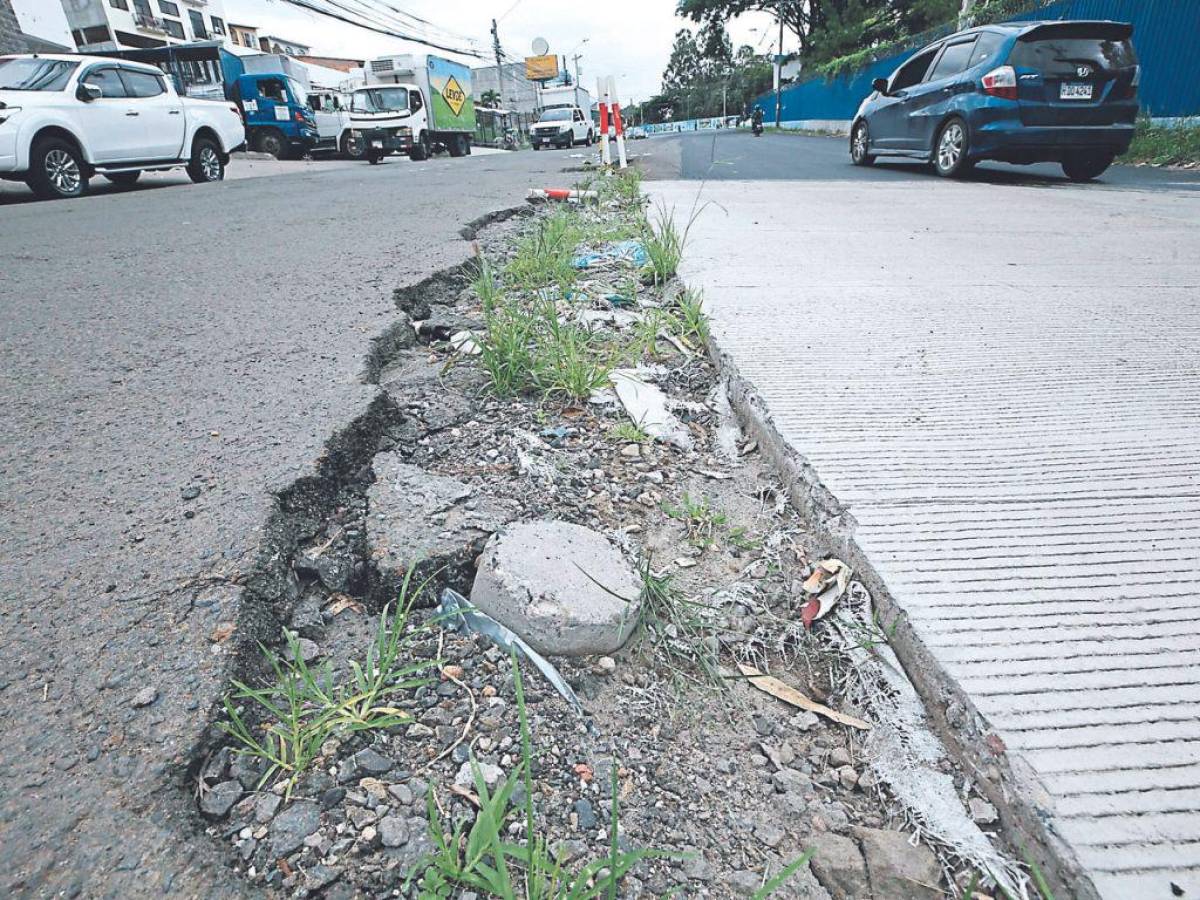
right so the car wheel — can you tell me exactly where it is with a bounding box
[187,136,225,184]
[587,130,594,146]
[104,171,141,186]
[850,121,875,166]
[447,134,468,157]
[933,117,973,178]
[409,132,430,161]
[532,143,541,151]
[256,129,287,160]
[1061,152,1114,182]
[27,137,89,200]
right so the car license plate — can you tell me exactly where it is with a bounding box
[371,140,383,148]
[1060,82,1093,100]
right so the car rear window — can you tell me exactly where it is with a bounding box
[1010,28,1137,74]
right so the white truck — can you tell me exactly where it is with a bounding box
[0,54,245,200]
[351,54,475,162]
[530,106,593,150]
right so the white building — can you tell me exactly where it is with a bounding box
[256,34,309,56]
[58,0,229,53]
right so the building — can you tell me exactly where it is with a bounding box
[472,61,539,115]
[256,34,308,56]
[226,22,257,50]
[296,55,363,74]
[58,0,229,53]
[1,0,72,53]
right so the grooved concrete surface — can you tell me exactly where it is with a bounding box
[650,176,1200,898]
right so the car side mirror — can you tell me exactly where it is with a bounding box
[77,82,102,102]
[872,77,889,95]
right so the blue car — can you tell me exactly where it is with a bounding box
[850,20,1139,181]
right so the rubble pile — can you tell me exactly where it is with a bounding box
[195,180,978,898]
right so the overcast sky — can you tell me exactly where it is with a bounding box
[221,0,789,102]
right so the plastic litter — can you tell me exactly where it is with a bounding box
[438,589,583,715]
[527,188,598,203]
[609,369,694,451]
[449,331,481,355]
[572,240,648,270]
[800,558,850,629]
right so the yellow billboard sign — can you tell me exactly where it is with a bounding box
[525,54,560,81]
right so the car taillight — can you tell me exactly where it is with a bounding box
[1123,65,1140,99]
[981,65,1017,100]
[294,109,305,122]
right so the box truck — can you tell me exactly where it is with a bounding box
[351,54,474,161]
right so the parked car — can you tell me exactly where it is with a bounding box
[0,54,245,199]
[849,20,1139,181]
[530,107,593,150]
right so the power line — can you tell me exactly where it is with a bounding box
[276,0,489,58]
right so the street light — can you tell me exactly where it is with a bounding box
[568,37,589,84]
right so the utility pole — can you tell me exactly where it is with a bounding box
[572,53,583,85]
[774,10,783,128]
[490,18,505,105]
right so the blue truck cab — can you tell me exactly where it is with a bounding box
[229,72,318,159]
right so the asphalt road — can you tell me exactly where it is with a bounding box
[638,128,1200,190]
[0,147,568,897]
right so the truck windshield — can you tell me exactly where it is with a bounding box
[0,58,79,91]
[287,78,309,105]
[538,109,572,122]
[353,87,410,113]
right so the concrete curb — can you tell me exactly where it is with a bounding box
[703,323,1098,900]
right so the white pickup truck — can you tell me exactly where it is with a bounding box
[530,106,594,150]
[0,54,245,200]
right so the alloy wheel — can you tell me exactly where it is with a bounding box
[45,149,80,195]
[852,125,867,162]
[199,146,221,181]
[937,123,963,172]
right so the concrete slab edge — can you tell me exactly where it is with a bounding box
[704,331,1099,900]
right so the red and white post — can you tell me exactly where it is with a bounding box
[608,76,628,169]
[596,76,612,167]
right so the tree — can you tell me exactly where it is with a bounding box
[677,0,814,52]
[480,89,501,108]
[662,29,703,90]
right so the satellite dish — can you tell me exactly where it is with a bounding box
[532,37,549,56]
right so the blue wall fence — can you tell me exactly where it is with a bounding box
[756,0,1200,123]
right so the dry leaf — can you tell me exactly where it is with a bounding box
[326,594,364,616]
[737,662,870,731]
[211,622,235,643]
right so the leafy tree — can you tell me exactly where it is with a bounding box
[662,29,703,90]
[479,89,501,108]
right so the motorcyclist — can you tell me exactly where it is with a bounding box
[751,106,764,136]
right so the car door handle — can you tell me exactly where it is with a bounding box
[125,111,140,117]
[168,110,181,115]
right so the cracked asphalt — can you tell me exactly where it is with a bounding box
[0,149,568,897]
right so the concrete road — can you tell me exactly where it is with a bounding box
[649,132,1200,898]
[0,149,563,897]
[639,127,1200,191]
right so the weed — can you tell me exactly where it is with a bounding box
[471,255,503,313]
[479,300,541,397]
[751,850,816,899]
[1120,117,1200,167]
[674,287,710,345]
[727,526,761,551]
[412,654,667,898]
[637,562,723,685]
[219,569,435,797]
[663,492,728,549]
[640,202,685,287]
[532,314,614,400]
[610,422,650,444]
[505,208,582,293]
